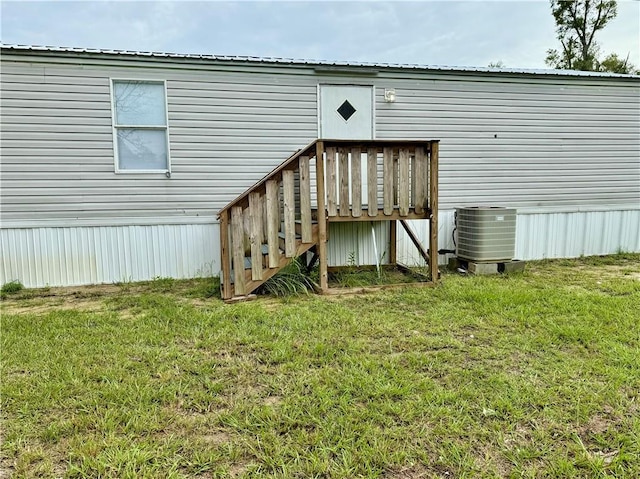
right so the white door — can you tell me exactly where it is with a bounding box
[319,85,374,140]
[318,85,375,208]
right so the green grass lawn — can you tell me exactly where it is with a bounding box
[2,255,639,478]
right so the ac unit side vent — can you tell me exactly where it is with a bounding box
[456,206,516,262]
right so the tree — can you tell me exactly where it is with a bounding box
[598,53,637,74]
[545,0,636,73]
[487,61,505,68]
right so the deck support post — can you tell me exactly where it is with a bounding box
[429,141,440,282]
[389,220,397,265]
[220,209,232,299]
[315,141,328,292]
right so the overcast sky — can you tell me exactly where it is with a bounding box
[1,0,639,69]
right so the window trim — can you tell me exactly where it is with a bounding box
[110,78,171,175]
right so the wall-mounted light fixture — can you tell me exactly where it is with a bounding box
[384,88,396,103]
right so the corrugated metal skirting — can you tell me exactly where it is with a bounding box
[397,208,640,266]
[2,208,638,288]
[0,223,218,287]
[327,222,390,267]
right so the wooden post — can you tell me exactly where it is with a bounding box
[367,147,377,217]
[429,141,439,282]
[231,206,246,296]
[299,155,313,243]
[266,179,280,268]
[414,146,426,214]
[410,148,416,211]
[338,148,349,217]
[248,192,263,281]
[220,210,232,299]
[389,220,397,265]
[351,147,362,217]
[326,147,337,217]
[315,141,328,291]
[398,148,410,216]
[383,147,394,215]
[283,169,296,257]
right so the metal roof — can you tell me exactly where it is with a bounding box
[2,43,638,79]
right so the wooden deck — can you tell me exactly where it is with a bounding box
[218,139,439,301]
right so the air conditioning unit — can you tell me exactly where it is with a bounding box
[456,207,516,262]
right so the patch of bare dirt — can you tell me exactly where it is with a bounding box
[1,284,124,315]
[263,395,283,407]
[2,297,106,315]
[228,460,252,478]
[0,455,15,479]
[384,464,444,478]
[579,405,621,438]
[201,431,232,445]
[594,264,640,280]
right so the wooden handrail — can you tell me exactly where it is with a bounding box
[217,139,318,218]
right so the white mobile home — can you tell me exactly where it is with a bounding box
[1,44,639,289]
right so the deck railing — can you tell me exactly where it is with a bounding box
[218,139,439,300]
[321,140,438,220]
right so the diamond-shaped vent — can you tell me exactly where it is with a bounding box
[337,100,356,121]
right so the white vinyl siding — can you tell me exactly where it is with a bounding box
[0,51,638,224]
[111,80,170,173]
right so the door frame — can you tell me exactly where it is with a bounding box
[317,83,376,140]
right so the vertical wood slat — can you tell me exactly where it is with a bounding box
[398,148,410,216]
[315,142,329,291]
[367,147,377,216]
[248,192,263,281]
[261,194,268,242]
[299,156,312,243]
[219,209,232,299]
[429,141,440,283]
[393,154,399,206]
[383,147,394,215]
[414,146,427,214]
[266,179,280,268]
[410,149,416,209]
[351,147,362,217]
[326,147,338,217]
[283,169,296,257]
[231,206,246,296]
[338,148,349,217]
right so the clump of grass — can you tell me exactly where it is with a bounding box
[257,259,314,296]
[184,277,220,299]
[329,266,428,288]
[331,267,389,287]
[149,276,176,291]
[1,280,24,297]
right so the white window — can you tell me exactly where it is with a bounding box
[111,80,170,173]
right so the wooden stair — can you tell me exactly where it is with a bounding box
[241,225,319,295]
[218,139,440,302]
[218,141,324,302]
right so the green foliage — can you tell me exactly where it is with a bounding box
[1,280,24,295]
[599,52,638,74]
[257,258,314,296]
[545,0,635,73]
[487,60,505,68]
[331,267,391,288]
